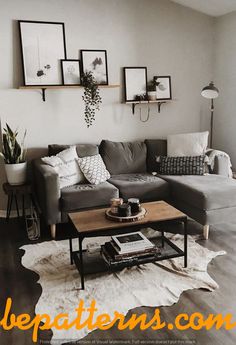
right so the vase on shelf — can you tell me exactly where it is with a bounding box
[148,91,156,101]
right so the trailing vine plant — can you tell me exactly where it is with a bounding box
[81,71,102,127]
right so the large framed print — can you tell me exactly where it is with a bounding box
[124,67,147,102]
[155,76,172,100]
[19,20,67,86]
[81,50,108,85]
[61,60,81,85]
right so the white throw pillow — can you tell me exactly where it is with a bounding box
[78,154,110,185]
[42,146,85,189]
[167,131,209,157]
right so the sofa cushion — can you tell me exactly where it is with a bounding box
[48,144,98,157]
[160,174,236,211]
[109,173,169,202]
[145,139,167,172]
[99,140,147,175]
[61,181,119,211]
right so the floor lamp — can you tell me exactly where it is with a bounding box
[201,82,219,148]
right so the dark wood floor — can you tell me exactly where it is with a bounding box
[0,217,236,345]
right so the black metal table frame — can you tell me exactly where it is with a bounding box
[69,216,188,290]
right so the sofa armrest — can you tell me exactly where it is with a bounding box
[213,155,232,177]
[206,149,232,177]
[32,159,61,225]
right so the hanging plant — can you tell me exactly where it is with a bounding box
[81,71,102,127]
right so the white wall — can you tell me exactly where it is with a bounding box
[214,11,236,169]
[0,0,213,210]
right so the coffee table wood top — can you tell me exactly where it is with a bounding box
[68,201,186,234]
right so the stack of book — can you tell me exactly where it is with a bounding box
[101,231,160,268]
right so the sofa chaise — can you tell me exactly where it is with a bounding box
[33,139,236,239]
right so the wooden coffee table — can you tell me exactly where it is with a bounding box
[68,201,188,289]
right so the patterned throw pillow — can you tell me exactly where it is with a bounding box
[78,154,111,185]
[42,146,85,189]
[159,155,205,175]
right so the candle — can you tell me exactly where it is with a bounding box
[118,204,131,217]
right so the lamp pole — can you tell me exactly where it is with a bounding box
[201,82,219,148]
[210,98,214,148]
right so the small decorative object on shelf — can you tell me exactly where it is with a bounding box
[0,123,27,185]
[81,71,102,127]
[147,76,159,101]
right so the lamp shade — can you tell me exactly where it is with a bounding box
[201,82,219,99]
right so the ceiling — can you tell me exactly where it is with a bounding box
[171,0,236,17]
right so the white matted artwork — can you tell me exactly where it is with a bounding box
[61,60,81,85]
[155,76,172,100]
[81,50,108,85]
[19,20,67,86]
[124,67,147,102]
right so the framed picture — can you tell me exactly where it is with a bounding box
[124,67,147,102]
[155,76,172,100]
[61,60,81,85]
[81,50,108,85]
[19,20,67,86]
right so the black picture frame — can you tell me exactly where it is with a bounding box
[61,59,81,86]
[124,67,148,102]
[81,49,108,85]
[154,76,172,100]
[18,20,67,86]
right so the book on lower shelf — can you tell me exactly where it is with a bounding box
[101,231,161,267]
[101,244,161,268]
[103,241,160,261]
[111,231,155,254]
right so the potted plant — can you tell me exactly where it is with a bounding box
[147,77,160,101]
[81,71,102,127]
[0,123,27,185]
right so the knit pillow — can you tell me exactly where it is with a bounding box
[159,155,205,175]
[42,146,85,188]
[78,154,110,185]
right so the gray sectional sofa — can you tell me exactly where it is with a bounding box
[33,139,236,239]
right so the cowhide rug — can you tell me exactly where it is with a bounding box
[21,231,225,343]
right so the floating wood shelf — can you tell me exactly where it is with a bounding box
[126,100,173,114]
[19,84,120,101]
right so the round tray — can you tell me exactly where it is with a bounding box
[105,207,147,223]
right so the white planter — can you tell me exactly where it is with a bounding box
[148,91,157,101]
[5,162,27,185]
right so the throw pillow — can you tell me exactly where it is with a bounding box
[78,154,110,185]
[167,132,209,157]
[42,146,85,189]
[159,155,205,175]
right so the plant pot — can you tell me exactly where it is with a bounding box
[148,91,157,101]
[5,162,27,185]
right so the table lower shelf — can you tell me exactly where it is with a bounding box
[72,236,185,275]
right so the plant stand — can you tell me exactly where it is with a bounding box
[3,182,35,221]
